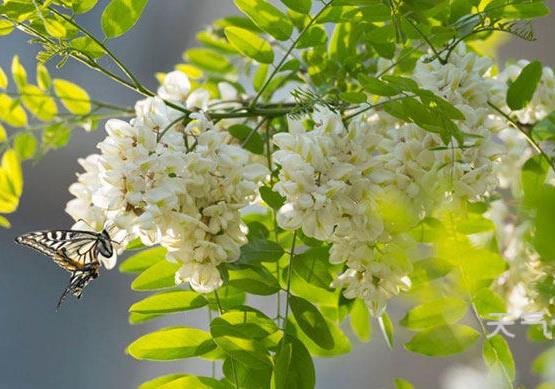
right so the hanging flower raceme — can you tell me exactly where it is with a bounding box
[66,71,268,293]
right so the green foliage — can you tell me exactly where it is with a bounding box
[507,60,543,111]
[101,0,149,39]
[3,0,553,386]
[405,324,480,356]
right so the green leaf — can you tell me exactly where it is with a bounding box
[0,95,27,127]
[483,335,516,382]
[254,64,269,92]
[272,336,315,389]
[20,84,57,121]
[228,124,264,154]
[350,298,371,342]
[43,17,67,38]
[119,247,166,273]
[291,246,334,290]
[289,295,334,350]
[2,149,22,197]
[11,55,26,89]
[521,155,549,206]
[239,238,284,264]
[210,309,279,339]
[228,265,280,295]
[127,327,216,360]
[157,376,226,389]
[0,20,15,36]
[130,290,208,314]
[206,286,246,310]
[0,67,7,89]
[222,358,272,389]
[138,374,187,389]
[358,75,398,97]
[259,186,285,210]
[131,260,181,291]
[197,31,238,54]
[400,297,468,331]
[13,133,36,161]
[533,348,555,375]
[286,315,351,357]
[42,124,71,149]
[53,79,91,115]
[101,0,149,39]
[296,25,327,48]
[234,0,293,41]
[533,185,555,262]
[409,257,453,286]
[455,212,495,234]
[472,288,506,318]
[71,36,105,59]
[225,27,274,64]
[0,124,6,143]
[395,378,415,389]
[213,335,272,370]
[405,324,480,356]
[184,48,233,73]
[129,312,162,325]
[378,313,394,349]
[339,91,367,104]
[507,60,543,111]
[280,0,311,14]
[36,63,51,90]
[72,0,98,14]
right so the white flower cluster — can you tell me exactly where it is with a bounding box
[272,43,506,314]
[66,71,267,293]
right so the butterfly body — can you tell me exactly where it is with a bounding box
[15,229,115,309]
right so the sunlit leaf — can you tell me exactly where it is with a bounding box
[101,0,149,39]
[13,133,37,161]
[130,290,208,314]
[405,324,480,356]
[131,260,181,291]
[234,0,293,41]
[225,26,274,64]
[119,247,167,273]
[53,79,91,115]
[127,327,216,360]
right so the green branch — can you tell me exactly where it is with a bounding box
[488,101,555,174]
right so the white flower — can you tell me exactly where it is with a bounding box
[157,70,191,102]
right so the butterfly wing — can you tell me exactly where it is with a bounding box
[57,266,99,310]
[15,230,102,272]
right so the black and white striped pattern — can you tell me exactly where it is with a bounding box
[15,229,113,308]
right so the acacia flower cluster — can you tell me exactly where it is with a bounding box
[66,71,268,293]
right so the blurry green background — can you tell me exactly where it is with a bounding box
[0,2,553,388]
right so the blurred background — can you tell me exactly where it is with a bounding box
[0,2,553,388]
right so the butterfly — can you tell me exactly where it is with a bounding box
[15,228,117,309]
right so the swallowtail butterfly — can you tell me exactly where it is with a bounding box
[15,229,116,309]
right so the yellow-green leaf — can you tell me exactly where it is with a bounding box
[0,67,7,89]
[13,133,37,161]
[36,63,51,90]
[2,149,23,197]
[234,0,293,41]
[224,26,274,64]
[11,56,27,89]
[127,327,216,361]
[400,297,468,331]
[0,124,6,143]
[101,0,149,39]
[405,324,480,356]
[0,215,11,228]
[129,291,208,314]
[0,20,15,36]
[0,95,28,127]
[21,85,57,121]
[53,79,91,115]
[44,17,67,38]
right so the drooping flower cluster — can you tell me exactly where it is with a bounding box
[272,43,507,314]
[66,71,267,293]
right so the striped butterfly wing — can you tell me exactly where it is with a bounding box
[57,266,99,310]
[15,230,102,272]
